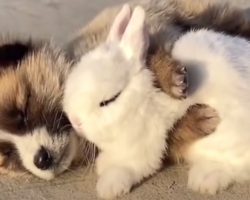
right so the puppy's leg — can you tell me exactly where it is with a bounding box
[167,104,220,163]
[147,47,188,99]
[185,116,249,194]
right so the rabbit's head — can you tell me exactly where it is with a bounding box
[64,5,151,145]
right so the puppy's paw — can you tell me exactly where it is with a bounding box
[97,167,135,199]
[188,163,231,194]
[170,64,188,99]
[189,104,220,136]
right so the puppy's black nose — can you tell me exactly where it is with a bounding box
[34,146,53,170]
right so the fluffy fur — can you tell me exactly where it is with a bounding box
[66,0,250,60]
[172,29,250,194]
[65,4,250,197]
[0,37,80,179]
[1,0,250,180]
[64,0,250,163]
[63,6,194,199]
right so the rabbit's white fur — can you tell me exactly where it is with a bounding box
[64,5,190,199]
[172,30,250,194]
[65,4,250,197]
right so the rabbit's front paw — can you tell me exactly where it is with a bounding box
[170,64,188,99]
[97,167,135,199]
[188,163,231,194]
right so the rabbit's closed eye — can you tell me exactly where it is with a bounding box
[100,92,121,107]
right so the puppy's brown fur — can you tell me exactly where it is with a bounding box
[0,42,70,136]
[64,0,250,163]
[66,0,250,60]
[0,38,75,176]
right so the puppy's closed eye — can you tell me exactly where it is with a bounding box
[10,91,30,131]
[5,109,27,133]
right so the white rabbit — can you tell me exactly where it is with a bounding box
[63,5,191,199]
[171,29,250,194]
[65,2,250,197]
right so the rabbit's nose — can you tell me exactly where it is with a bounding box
[34,146,53,170]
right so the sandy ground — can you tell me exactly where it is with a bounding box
[1,0,250,199]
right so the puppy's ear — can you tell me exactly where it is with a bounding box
[120,6,149,61]
[107,4,132,42]
[0,40,33,69]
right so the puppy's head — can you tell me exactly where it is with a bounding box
[0,38,83,180]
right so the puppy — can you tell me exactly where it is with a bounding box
[0,36,79,180]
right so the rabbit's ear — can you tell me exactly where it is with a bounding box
[107,4,132,42]
[120,6,149,61]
